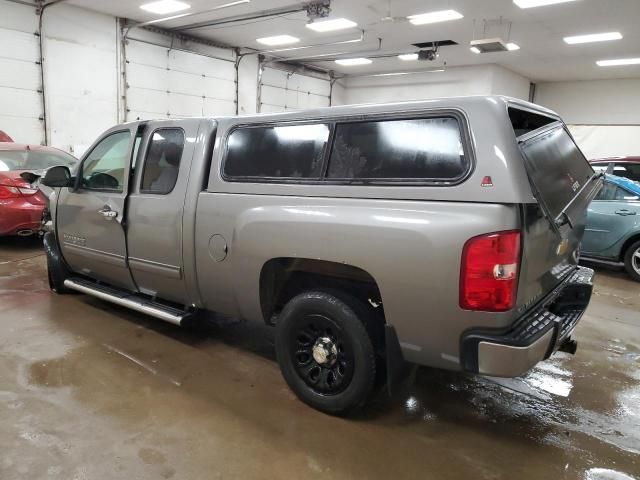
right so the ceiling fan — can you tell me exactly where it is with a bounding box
[368,0,405,24]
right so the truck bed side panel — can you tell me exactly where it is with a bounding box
[194,194,519,370]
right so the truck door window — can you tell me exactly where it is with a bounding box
[140,129,185,194]
[224,123,329,180]
[81,131,131,192]
[327,117,467,181]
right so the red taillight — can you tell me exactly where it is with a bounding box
[0,184,22,199]
[460,230,521,312]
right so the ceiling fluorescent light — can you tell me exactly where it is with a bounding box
[596,58,640,67]
[407,10,463,25]
[398,53,418,61]
[470,46,481,54]
[563,32,622,44]
[335,58,372,66]
[306,18,357,32]
[506,42,520,51]
[136,0,248,27]
[371,69,444,77]
[140,0,190,14]
[256,35,299,46]
[513,0,578,8]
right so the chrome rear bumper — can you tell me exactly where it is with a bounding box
[461,266,594,377]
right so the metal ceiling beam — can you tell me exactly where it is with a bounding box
[240,31,364,57]
[126,0,251,31]
[174,1,320,32]
[270,37,383,63]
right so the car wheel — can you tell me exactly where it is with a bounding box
[623,240,640,282]
[275,291,376,416]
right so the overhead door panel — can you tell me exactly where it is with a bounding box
[259,66,331,113]
[0,5,43,144]
[125,39,236,121]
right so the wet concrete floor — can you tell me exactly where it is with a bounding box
[1,236,639,479]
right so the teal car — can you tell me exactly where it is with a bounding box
[582,174,640,281]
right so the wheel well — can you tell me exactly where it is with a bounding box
[620,234,640,261]
[259,258,385,328]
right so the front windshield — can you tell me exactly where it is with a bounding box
[0,149,77,171]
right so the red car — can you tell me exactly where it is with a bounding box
[0,142,77,236]
[590,157,640,182]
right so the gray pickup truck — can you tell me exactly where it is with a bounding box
[40,96,601,415]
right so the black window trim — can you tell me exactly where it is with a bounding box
[219,108,475,187]
[138,126,186,196]
[325,113,470,185]
[77,129,132,194]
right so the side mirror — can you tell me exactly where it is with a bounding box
[41,165,72,188]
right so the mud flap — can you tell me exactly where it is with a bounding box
[385,325,413,395]
[43,231,63,266]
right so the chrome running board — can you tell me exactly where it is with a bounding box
[64,278,191,326]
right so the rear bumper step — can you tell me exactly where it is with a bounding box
[64,278,192,326]
[460,265,594,377]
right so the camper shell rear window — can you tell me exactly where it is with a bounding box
[509,107,556,138]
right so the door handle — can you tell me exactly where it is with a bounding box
[98,206,118,219]
[615,209,636,216]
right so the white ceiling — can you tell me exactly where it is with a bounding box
[68,0,640,82]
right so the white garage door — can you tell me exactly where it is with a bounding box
[125,39,237,121]
[0,3,44,144]
[259,66,331,113]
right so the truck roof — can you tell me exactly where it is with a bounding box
[121,95,559,128]
[231,95,558,122]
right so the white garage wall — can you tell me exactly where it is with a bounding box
[43,4,119,155]
[0,2,43,144]
[489,66,530,99]
[536,79,640,159]
[0,2,246,154]
[331,80,346,106]
[258,65,331,113]
[238,54,258,115]
[536,79,640,125]
[336,64,529,105]
[567,125,640,160]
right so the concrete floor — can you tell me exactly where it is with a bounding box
[1,237,638,480]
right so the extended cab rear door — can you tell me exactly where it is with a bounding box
[125,119,202,304]
[56,123,142,290]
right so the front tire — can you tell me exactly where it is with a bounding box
[623,240,640,282]
[275,291,376,416]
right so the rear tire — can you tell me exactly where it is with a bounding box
[275,291,376,416]
[623,240,640,282]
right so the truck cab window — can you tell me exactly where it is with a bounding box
[224,123,329,179]
[81,131,131,191]
[141,129,185,194]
